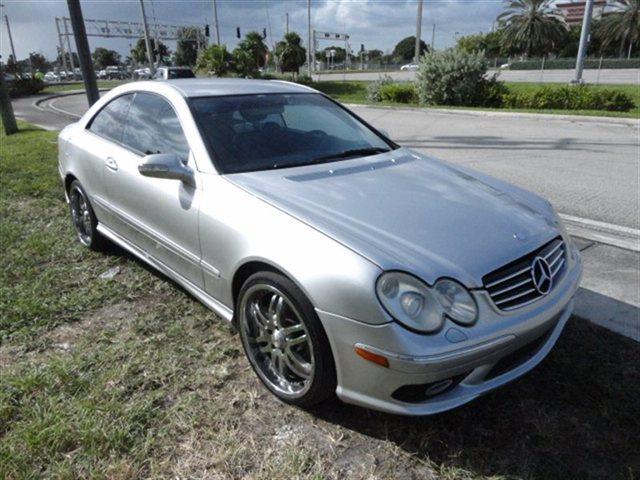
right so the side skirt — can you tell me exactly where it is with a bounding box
[96,223,234,323]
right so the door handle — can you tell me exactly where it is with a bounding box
[105,157,118,171]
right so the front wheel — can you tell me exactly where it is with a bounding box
[68,180,107,250]
[237,271,337,408]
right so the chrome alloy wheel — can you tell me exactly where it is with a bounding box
[69,186,93,246]
[239,284,315,398]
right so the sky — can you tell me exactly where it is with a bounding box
[0,0,513,63]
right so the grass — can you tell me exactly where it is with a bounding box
[41,80,128,95]
[313,80,640,118]
[1,121,639,479]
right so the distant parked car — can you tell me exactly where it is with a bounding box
[105,66,125,80]
[400,63,419,72]
[499,63,511,70]
[97,69,108,80]
[152,66,195,80]
[134,67,152,80]
[44,71,60,83]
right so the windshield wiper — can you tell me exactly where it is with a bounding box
[269,147,391,170]
[309,147,390,163]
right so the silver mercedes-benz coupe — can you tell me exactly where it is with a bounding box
[58,79,582,415]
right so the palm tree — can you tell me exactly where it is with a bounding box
[595,0,640,58]
[275,32,306,75]
[497,0,568,57]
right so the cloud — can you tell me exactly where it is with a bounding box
[1,0,504,62]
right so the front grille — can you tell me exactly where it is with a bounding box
[483,238,566,311]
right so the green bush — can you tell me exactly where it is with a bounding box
[366,74,394,102]
[379,83,417,103]
[8,77,45,98]
[415,48,506,107]
[503,85,635,111]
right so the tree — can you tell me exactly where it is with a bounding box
[196,44,231,76]
[595,0,640,58]
[456,30,513,57]
[131,38,170,65]
[497,0,568,57]
[232,47,256,77]
[367,49,384,61]
[175,27,205,67]
[275,32,306,74]
[237,31,269,70]
[28,52,48,72]
[92,47,120,69]
[315,45,347,63]
[393,36,428,61]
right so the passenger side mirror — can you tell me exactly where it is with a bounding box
[138,153,195,187]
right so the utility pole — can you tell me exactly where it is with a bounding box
[285,12,289,34]
[431,23,436,51]
[212,0,221,46]
[63,17,77,76]
[307,0,312,76]
[55,17,70,73]
[573,0,594,84]
[66,0,99,106]
[139,0,155,73]
[4,14,16,64]
[414,0,423,63]
[0,63,18,135]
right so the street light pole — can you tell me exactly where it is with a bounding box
[139,0,155,73]
[66,0,99,106]
[307,0,312,77]
[574,0,594,84]
[63,17,77,76]
[431,23,436,51]
[414,0,423,63]
[212,0,221,46]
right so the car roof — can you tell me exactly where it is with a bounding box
[161,78,316,98]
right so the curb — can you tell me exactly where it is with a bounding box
[344,103,640,126]
[34,88,111,119]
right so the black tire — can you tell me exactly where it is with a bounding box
[237,271,337,408]
[68,180,108,251]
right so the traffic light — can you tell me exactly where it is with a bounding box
[236,27,241,39]
[205,24,210,37]
[262,28,267,39]
[361,44,365,52]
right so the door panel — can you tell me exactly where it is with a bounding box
[103,92,203,288]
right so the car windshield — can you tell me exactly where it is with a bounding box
[190,93,394,173]
[169,69,195,79]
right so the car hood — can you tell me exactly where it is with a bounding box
[226,148,559,288]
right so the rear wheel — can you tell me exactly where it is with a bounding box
[237,271,337,407]
[68,180,107,250]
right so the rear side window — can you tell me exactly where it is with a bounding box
[122,92,190,161]
[88,94,133,142]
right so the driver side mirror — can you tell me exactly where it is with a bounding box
[138,153,195,187]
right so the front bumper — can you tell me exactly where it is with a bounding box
[319,246,582,416]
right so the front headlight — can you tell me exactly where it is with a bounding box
[376,272,478,333]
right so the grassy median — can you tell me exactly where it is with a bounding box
[1,122,639,479]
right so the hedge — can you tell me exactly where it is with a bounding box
[509,58,640,70]
[503,85,635,111]
[8,78,45,98]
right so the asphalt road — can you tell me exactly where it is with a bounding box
[19,92,640,230]
[316,68,640,84]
